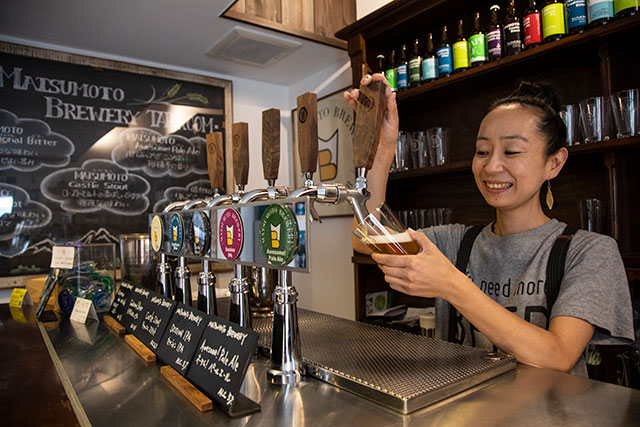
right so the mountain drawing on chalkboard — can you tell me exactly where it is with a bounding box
[13,227,118,258]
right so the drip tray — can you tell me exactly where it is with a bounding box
[253,309,516,414]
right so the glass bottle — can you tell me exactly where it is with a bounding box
[397,44,409,90]
[409,39,423,87]
[614,0,639,17]
[421,33,438,82]
[542,0,568,42]
[587,0,615,25]
[436,26,453,77]
[503,0,523,56]
[375,54,385,75]
[469,12,488,67]
[487,5,504,60]
[452,19,469,72]
[567,1,588,33]
[524,0,543,48]
[385,50,398,92]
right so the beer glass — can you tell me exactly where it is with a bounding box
[353,202,420,255]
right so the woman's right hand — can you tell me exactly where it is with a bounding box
[343,73,399,154]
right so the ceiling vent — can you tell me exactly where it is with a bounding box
[206,26,302,67]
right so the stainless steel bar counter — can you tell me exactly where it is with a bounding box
[27,304,640,426]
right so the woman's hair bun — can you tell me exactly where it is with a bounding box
[511,81,561,114]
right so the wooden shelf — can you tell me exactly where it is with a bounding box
[388,136,640,182]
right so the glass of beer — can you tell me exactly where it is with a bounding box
[353,202,420,255]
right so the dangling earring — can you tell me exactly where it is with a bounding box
[546,180,554,210]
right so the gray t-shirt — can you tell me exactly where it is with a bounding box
[423,219,634,376]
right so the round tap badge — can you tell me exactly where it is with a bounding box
[190,211,211,257]
[168,213,184,253]
[259,204,299,266]
[150,215,164,252]
[218,208,244,260]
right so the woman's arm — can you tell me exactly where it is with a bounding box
[374,229,595,372]
[344,73,399,254]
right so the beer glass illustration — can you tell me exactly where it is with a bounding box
[226,225,234,246]
[353,202,420,255]
[271,223,281,249]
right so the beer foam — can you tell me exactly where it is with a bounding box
[368,231,414,244]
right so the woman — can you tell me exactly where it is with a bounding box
[346,74,634,376]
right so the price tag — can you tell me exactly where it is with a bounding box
[9,288,33,308]
[51,246,75,269]
[70,297,98,324]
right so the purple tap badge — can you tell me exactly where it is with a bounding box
[218,208,244,260]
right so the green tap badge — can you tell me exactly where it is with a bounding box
[259,204,299,266]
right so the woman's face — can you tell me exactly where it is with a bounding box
[472,104,561,214]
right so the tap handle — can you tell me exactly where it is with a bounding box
[262,108,281,182]
[206,132,225,191]
[296,92,318,177]
[232,122,249,187]
[353,79,386,170]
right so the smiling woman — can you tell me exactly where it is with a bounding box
[347,75,634,377]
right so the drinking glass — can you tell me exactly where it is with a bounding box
[427,127,451,166]
[353,202,420,255]
[395,131,410,171]
[560,104,581,146]
[579,96,612,143]
[610,89,639,138]
[579,198,605,233]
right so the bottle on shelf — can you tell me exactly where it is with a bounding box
[524,0,543,49]
[375,54,385,75]
[567,0,588,33]
[469,12,488,67]
[587,0,615,25]
[436,26,453,77]
[487,5,504,60]
[397,44,409,90]
[385,49,398,92]
[542,0,568,42]
[409,39,423,87]
[452,19,470,73]
[503,0,523,56]
[614,0,639,17]
[421,33,438,82]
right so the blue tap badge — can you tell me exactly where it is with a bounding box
[169,213,184,253]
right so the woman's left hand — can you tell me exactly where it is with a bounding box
[371,229,464,299]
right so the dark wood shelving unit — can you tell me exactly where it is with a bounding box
[338,1,639,382]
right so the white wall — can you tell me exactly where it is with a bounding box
[357,0,393,20]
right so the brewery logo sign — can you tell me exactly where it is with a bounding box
[150,215,163,252]
[218,208,243,261]
[168,213,183,253]
[189,211,210,257]
[259,204,298,266]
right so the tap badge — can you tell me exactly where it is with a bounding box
[218,208,243,260]
[168,213,183,253]
[259,204,298,266]
[150,215,163,252]
[189,211,210,257]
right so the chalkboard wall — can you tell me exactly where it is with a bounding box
[0,43,233,275]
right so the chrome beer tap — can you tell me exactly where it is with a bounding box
[156,199,191,299]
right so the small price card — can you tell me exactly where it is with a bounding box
[9,288,33,308]
[70,297,98,324]
[51,246,75,269]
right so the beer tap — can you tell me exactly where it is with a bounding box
[156,199,191,299]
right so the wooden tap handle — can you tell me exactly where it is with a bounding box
[262,108,280,181]
[353,79,386,170]
[296,92,318,175]
[232,122,249,186]
[205,132,224,190]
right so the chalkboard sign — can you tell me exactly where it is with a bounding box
[0,42,233,277]
[187,316,259,416]
[109,281,134,323]
[133,291,177,352]
[156,303,207,375]
[121,284,151,334]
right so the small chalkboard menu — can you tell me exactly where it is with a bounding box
[187,316,259,417]
[121,285,151,334]
[109,281,134,323]
[156,303,207,375]
[133,291,177,352]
